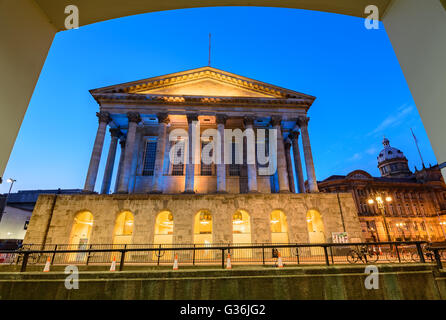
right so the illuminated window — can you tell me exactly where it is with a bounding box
[153,211,173,245]
[194,210,212,245]
[69,211,93,262]
[113,211,134,246]
[270,210,289,243]
[69,211,93,247]
[306,209,325,243]
[232,210,251,244]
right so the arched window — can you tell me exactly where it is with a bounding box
[113,211,134,246]
[194,210,212,245]
[153,211,174,245]
[306,209,325,243]
[270,210,289,243]
[69,211,94,248]
[69,211,93,262]
[232,210,251,244]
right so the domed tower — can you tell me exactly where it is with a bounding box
[377,137,412,177]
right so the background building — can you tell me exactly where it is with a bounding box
[0,189,83,249]
[319,138,446,242]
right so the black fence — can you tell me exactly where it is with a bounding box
[0,241,445,272]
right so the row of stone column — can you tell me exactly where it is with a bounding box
[84,111,319,194]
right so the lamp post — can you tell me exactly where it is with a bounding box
[6,178,16,197]
[367,191,393,242]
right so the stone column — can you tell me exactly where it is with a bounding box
[284,139,296,193]
[216,115,227,193]
[151,113,170,193]
[114,137,126,193]
[117,112,141,193]
[244,116,258,193]
[84,111,111,192]
[271,116,290,193]
[297,116,319,192]
[184,114,198,193]
[288,131,305,193]
[100,128,121,194]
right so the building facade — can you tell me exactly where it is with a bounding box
[319,138,446,242]
[24,67,363,248]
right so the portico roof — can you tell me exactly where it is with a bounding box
[90,66,316,107]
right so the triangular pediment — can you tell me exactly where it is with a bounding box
[90,66,315,101]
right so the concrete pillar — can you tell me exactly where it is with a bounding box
[152,113,169,193]
[84,111,111,192]
[288,131,305,193]
[114,137,126,193]
[184,114,198,193]
[216,115,227,193]
[100,128,121,194]
[271,116,290,193]
[284,139,296,193]
[117,112,141,193]
[297,116,318,192]
[244,117,258,193]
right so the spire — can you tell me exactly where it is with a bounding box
[411,128,425,168]
[382,136,390,147]
[208,33,211,67]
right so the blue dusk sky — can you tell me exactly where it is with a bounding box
[0,7,438,193]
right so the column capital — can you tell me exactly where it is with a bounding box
[157,113,170,124]
[243,116,255,127]
[127,112,142,124]
[297,116,310,127]
[186,113,199,123]
[271,116,282,126]
[109,128,122,138]
[288,131,300,142]
[96,111,111,124]
[216,114,228,124]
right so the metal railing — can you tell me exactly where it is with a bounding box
[0,241,445,272]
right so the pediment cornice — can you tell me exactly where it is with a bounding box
[90,66,316,102]
[93,93,312,109]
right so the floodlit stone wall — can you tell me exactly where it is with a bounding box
[24,192,363,246]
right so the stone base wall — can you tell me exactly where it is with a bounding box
[24,193,363,246]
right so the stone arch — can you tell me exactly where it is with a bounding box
[306,209,326,243]
[270,209,289,244]
[112,210,134,246]
[232,209,252,244]
[68,211,94,262]
[153,210,174,245]
[193,209,213,245]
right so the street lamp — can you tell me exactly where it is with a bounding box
[367,191,392,242]
[6,178,16,196]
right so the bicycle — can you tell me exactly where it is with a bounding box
[347,245,379,264]
[410,244,446,262]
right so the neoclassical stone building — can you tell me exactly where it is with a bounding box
[24,67,363,248]
[319,138,446,243]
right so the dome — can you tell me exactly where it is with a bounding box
[377,137,406,163]
[377,137,412,177]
